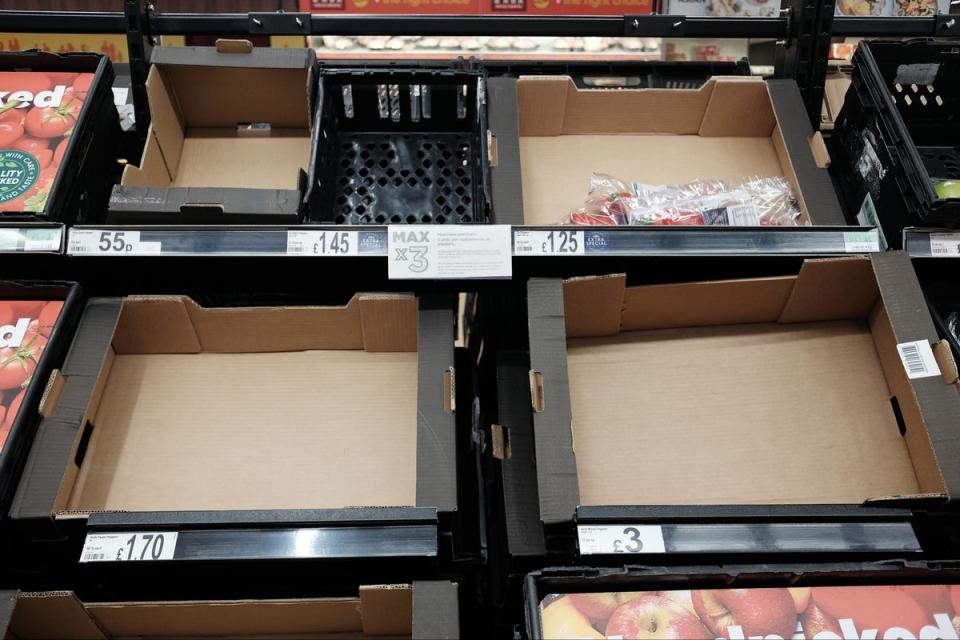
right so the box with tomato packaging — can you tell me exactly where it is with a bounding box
[495,252,960,555]
[487,75,846,226]
[525,563,960,640]
[108,41,318,224]
[0,51,120,223]
[0,282,80,515]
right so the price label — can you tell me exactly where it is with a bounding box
[68,229,161,256]
[286,230,358,256]
[577,525,665,555]
[843,229,881,253]
[513,230,585,256]
[929,233,960,256]
[80,532,178,563]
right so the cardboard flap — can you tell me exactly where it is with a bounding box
[359,586,413,636]
[121,132,171,187]
[144,67,183,181]
[215,38,254,54]
[9,592,106,640]
[562,275,625,338]
[864,492,948,507]
[182,295,370,353]
[87,599,364,637]
[359,295,419,352]
[150,45,314,70]
[933,339,959,384]
[779,257,878,323]
[518,75,714,136]
[699,77,775,137]
[621,276,796,331]
[163,66,311,128]
[113,297,200,355]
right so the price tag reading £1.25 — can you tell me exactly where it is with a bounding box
[577,525,665,555]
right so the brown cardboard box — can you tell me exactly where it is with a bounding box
[488,76,845,226]
[10,294,457,523]
[527,252,960,523]
[3,581,459,639]
[109,44,316,223]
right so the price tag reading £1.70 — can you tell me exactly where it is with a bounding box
[80,532,178,562]
[577,525,665,555]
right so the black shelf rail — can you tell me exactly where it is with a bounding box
[833,13,958,36]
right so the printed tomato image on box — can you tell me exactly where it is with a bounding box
[541,585,960,639]
[0,300,62,449]
[0,71,92,213]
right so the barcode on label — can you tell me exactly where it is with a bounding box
[83,552,105,561]
[897,340,941,380]
[929,234,960,256]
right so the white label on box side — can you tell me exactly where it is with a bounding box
[725,204,762,226]
[897,340,941,379]
[843,229,881,253]
[80,532,178,562]
[286,230,358,256]
[577,525,666,555]
[388,225,511,279]
[22,237,61,252]
[929,234,960,256]
[68,229,161,256]
[513,230,585,256]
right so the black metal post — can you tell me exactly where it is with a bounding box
[124,0,152,143]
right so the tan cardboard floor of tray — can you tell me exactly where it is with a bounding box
[68,350,418,512]
[568,319,920,505]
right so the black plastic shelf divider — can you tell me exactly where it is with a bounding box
[832,15,952,36]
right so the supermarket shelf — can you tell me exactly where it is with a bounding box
[82,509,438,562]
[512,225,881,256]
[66,226,882,258]
[904,228,960,257]
[0,10,126,33]
[0,224,63,254]
[576,506,921,555]
[832,14,958,37]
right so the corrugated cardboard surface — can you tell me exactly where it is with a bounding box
[172,131,311,190]
[6,586,416,639]
[568,320,919,505]
[513,76,831,226]
[529,255,955,518]
[57,295,420,513]
[67,350,417,512]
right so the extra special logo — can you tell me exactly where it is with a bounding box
[0,150,39,204]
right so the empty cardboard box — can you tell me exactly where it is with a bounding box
[10,293,457,532]
[2,581,459,639]
[525,251,960,526]
[109,43,317,224]
[488,76,845,226]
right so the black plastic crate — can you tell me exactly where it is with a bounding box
[832,39,960,247]
[307,68,489,225]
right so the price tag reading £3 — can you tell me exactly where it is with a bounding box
[577,525,665,555]
[80,532,178,563]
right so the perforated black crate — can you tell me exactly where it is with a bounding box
[307,68,489,224]
[831,40,960,247]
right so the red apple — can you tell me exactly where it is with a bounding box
[658,590,697,615]
[802,603,843,638]
[540,596,603,640]
[605,595,712,640]
[789,587,811,614]
[692,588,796,639]
[617,592,648,605]
[811,586,927,634]
[568,592,620,627]
[952,586,960,617]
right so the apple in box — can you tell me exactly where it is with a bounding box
[0,300,62,446]
[0,71,93,214]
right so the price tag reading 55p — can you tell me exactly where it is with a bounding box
[80,532,178,562]
[577,525,665,555]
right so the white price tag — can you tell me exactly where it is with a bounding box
[80,532,178,563]
[577,525,665,555]
[929,233,960,256]
[843,229,881,253]
[897,340,941,380]
[22,238,61,252]
[286,229,358,256]
[68,229,161,256]
[388,225,511,279]
[513,229,585,256]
